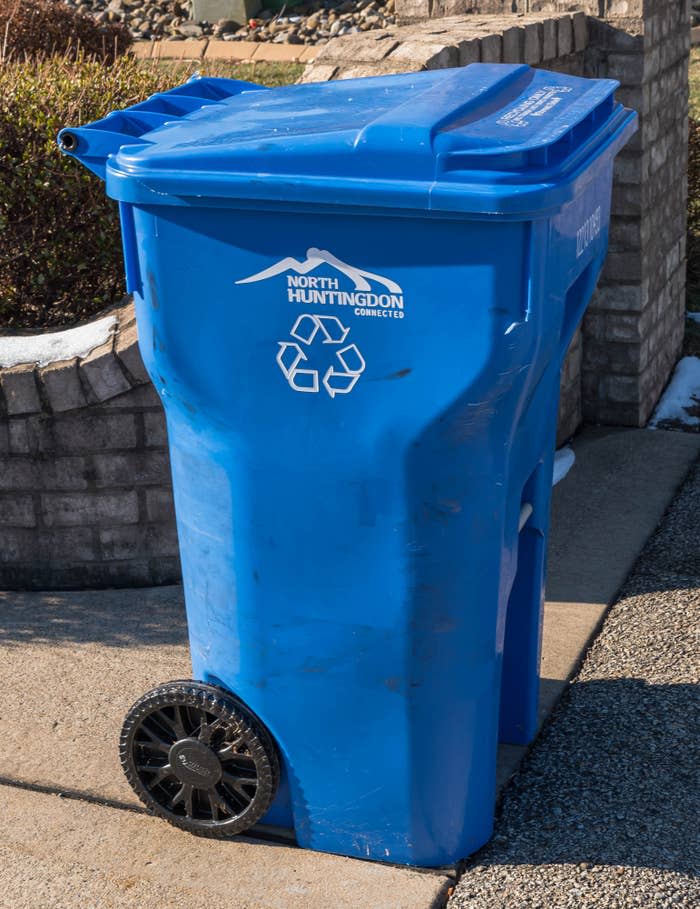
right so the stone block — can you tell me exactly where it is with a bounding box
[92,451,169,488]
[0,528,37,564]
[542,18,557,60]
[152,39,207,63]
[389,41,458,69]
[457,38,480,66]
[99,523,179,561]
[587,17,646,53]
[41,359,88,414]
[608,217,642,251]
[41,491,139,528]
[8,421,30,455]
[145,487,176,523]
[115,322,150,385]
[0,494,36,528]
[603,250,643,283]
[613,151,647,185]
[300,64,338,83]
[557,15,573,57]
[0,459,37,491]
[41,526,97,562]
[502,26,523,64]
[40,457,91,491]
[479,34,502,64]
[143,412,169,448]
[611,184,644,217]
[1,365,42,416]
[572,11,588,52]
[523,22,542,64]
[320,35,398,65]
[191,0,260,28]
[205,41,257,61]
[101,383,162,411]
[53,413,137,453]
[80,341,132,403]
[606,52,645,85]
[616,84,651,117]
[252,43,307,63]
[289,46,313,64]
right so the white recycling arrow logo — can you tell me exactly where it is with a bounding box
[276,315,365,397]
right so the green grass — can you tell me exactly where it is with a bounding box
[149,60,304,87]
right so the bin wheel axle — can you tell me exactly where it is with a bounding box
[120,680,279,838]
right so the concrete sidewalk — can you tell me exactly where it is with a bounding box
[0,427,698,908]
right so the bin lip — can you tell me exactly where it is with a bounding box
[102,105,637,218]
[61,66,638,218]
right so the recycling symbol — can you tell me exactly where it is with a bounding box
[276,315,366,397]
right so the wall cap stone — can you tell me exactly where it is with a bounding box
[0,298,148,417]
[303,12,587,79]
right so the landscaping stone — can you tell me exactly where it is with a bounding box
[66,0,397,44]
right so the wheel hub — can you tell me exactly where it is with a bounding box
[169,737,222,787]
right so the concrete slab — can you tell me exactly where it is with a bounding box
[547,426,700,608]
[0,785,450,909]
[0,585,189,806]
[0,425,697,906]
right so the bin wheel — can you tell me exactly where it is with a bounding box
[120,680,279,839]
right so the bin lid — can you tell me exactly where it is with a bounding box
[59,64,636,217]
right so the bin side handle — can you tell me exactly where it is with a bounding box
[560,258,602,356]
[57,76,268,181]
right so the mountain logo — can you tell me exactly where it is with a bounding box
[236,248,403,294]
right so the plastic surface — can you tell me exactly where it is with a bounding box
[59,66,636,216]
[60,65,636,866]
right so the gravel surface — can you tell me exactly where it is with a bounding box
[449,459,700,909]
[65,0,395,44]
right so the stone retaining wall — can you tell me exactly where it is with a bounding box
[0,302,179,589]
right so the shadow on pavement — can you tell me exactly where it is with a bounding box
[0,586,187,647]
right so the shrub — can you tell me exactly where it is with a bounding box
[0,57,304,331]
[0,55,175,331]
[0,0,131,64]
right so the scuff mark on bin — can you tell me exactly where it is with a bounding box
[147,271,159,310]
[384,368,412,380]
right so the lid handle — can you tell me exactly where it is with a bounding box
[353,64,532,176]
[58,76,268,180]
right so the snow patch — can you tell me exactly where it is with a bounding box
[552,446,575,486]
[0,316,117,369]
[687,311,700,325]
[648,356,700,429]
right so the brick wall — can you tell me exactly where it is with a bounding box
[581,1,689,425]
[0,302,180,589]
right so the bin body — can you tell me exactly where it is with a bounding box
[60,65,636,866]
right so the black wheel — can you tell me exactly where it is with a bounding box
[120,680,279,838]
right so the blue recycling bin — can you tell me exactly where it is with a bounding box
[60,64,635,866]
